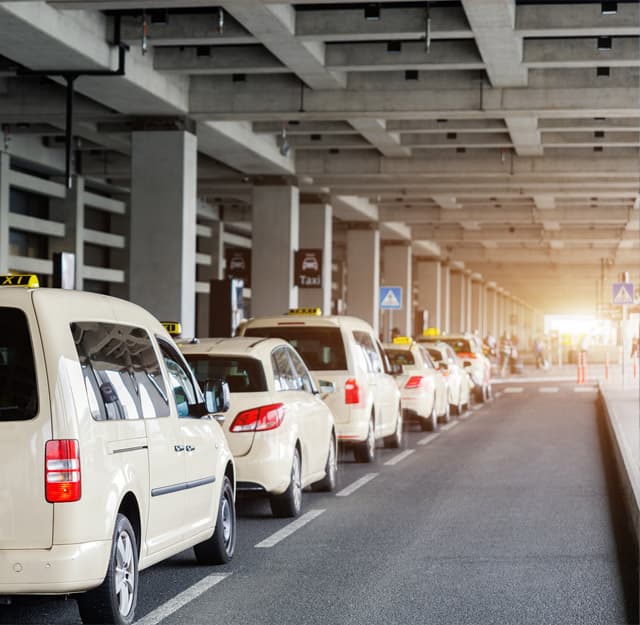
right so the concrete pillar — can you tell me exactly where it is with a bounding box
[449,265,466,334]
[486,282,497,338]
[441,263,451,334]
[471,273,483,337]
[196,220,224,337]
[50,175,84,290]
[502,291,511,338]
[0,152,9,273]
[496,288,505,337]
[252,185,299,316]
[465,271,473,334]
[346,228,380,333]
[299,203,332,314]
[130,131,197,336]
[382,243,412,337]
[416,259,441,332]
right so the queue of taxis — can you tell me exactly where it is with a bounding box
[424,342,473,416]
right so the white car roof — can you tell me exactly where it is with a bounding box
[180,336,289,359]
[243,314,375,333]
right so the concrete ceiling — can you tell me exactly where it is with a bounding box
[0,0,638,314]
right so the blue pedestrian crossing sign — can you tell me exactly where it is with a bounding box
[612,282,634,305]
[380,286,403,310]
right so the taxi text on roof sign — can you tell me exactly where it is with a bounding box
[162,321,182,336]
[287,308,322,316]
[392,336,412,345]
[0,274,40,288]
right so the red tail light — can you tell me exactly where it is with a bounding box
[405,376,425,389]
[344,378,360,404]
[230,403,285,432]
[457,352,476,359]
[45,440,81,503]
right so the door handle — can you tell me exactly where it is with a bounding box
[174,445,185,452]
[186,445,196,452]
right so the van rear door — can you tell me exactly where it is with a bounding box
[0,294,53,549]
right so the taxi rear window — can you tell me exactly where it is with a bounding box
[385,349,415,366]
[186,356,267,393]
[244,326,347,371]
[0,307,38,421]
[441,338,472,354]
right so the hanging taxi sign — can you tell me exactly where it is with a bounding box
[423,327,440,337]
[0,274,40,288]
[392,336,412,345]
[287,308,322,316]
[162,321,182,336]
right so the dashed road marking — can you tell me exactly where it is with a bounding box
[384,449,415,466]
[574,386,597,392]
[440,421,459,432]
[255,509,325,548]
[504,387,524,394]
[136,573,231,625]
[417,433,440,446]
[336,473,378,497]
[539,387,559,393]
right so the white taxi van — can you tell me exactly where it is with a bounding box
[241,309,402,463]
[424,342,472,417]
[182,337,336,517]
[0,275,236,625]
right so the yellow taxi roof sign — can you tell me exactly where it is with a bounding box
[392,336,412,345]
[0,274,40,288]
[423,327,440,337]
[162,321,182,336]
[287,308,322,316]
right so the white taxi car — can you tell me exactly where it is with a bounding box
[0,275,235,625]
[240,310,402,463]
[383,337,448,431]
[182,337,336,517]
[425,342,473,416]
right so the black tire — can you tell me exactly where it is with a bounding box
[484,383,492,401]
[77,514,138,625]
[354,418,375,463]
[451,391,463,416]
[464,387,472,411]
[194,475,236,565]
[270,448,303,517]
[313,433,337,492]
[474,384,485,403]
[383,408,403,448]
[439,401,451,424]
[421,404,438,432]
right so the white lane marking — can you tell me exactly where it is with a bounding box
[136,573,231,625]
[504,387,524,394]
[336,473,379,497]
[384,449,415,466]
[417,433,440,446]
[574,386,597,392]
[539,387,559,393]
[255,509,325,549]
[440,421,459,432]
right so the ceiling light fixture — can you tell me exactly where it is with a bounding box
[596,66,610,76]
[279,124,290,157]
[364,3,381,21]
[424,2,431,53]
[218,8,225,34]
[141,11,149,55]
[387,41,402,53]
[601,2,617,15]
[597,36,612,50]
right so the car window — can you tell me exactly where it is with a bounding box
[72,322,170,421]
[385,349,414,366]
[442,338,472,354]
[0,307,38,421]
[186,355,267,393]
[287,348,316,394]
[158,340,201,417]
[245,325,347,371]
[419,347,437,369]
[271,346,300,391]
[353,331,382,373]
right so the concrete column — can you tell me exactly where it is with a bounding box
[486,282,497,338]
[449,265,466,334]
[346,228,380,333]
[196,220,224,337]
[496,288,505,337]
[441,263,451,334]
[0,152,9,273]
[382,243,412,337]
[502,291,511,338]
[50,175,84,290]
[252,185,299,316]
[416,259,441,332]
[465,270,473,334]
[299,203,332,314]
[130,131,197,336]
[471,273,483,337]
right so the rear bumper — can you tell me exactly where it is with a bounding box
[0,540,111,595]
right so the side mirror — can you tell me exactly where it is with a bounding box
[317,380,335,396]
[100,382,118,404]
[205,378,230,414]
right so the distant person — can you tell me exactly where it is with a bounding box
[533,337,545,369]
[498,333,512,377]
[391,327,401,340]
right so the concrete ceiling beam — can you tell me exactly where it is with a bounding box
[446,248,639,264]
[524,37,640,68]
[253,121,356,135]
[388,119,508,133]
[380,221,411,241]
[533,194,555,210]
[286,134,373,149]
[348,119,411,158]
[332,195,378,221]
[400,132,512,147]
[505,115,542,156]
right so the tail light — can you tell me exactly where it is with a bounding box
[344,378,360,404]
[458,352,476,359]
[230,403,285,432]
[45,440,81,503]
[405,376,425,389]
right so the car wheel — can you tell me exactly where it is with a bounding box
[77,514,138,625]
[474,384,485,403]
[421,404,438,432]
[439,401,451,424]
[313,433,337,492]
[452,393,463,416]
[484,383,492,401]
[194,475,236,564]
[384,407,403,448]
[464,388,472,411]
[270,448,302,518]
[354,418,375,463]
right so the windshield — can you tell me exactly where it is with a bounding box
[186,355,267,393]
[244,326,347,371]
[0,308,38,421]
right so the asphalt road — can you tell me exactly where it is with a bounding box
[2,381,636,625]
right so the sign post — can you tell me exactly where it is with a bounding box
[612,278,635,387]
[380,286,403,342]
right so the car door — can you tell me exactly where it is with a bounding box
[158,339,220,539]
